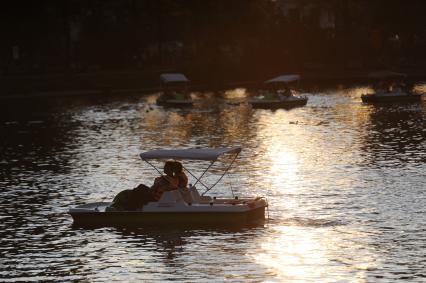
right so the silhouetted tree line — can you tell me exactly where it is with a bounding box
[1,0,425,78]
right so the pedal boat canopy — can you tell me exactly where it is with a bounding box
[160,73,189,84]
[265,74,301,84]
[140,147,241,161]
[368,71,406,79]
[140,147,242,195]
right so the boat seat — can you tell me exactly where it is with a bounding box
[189,186,211,203]
[178,187,193,204]
[175,186,209,204]
[156,187,212,205]
[158,190,186,204]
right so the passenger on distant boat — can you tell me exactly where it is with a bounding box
[161,90,175,100]
[373,81,388,94]
[278,88,292,100]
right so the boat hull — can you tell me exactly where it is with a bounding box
[361,93,422,103]
[70,206,266,228]
[249,98,307,109]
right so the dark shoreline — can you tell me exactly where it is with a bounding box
[1,67,426,100]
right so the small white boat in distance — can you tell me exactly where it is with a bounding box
[264,74,301,84]
[361,71,422,103]
[249,74,308,109]
[69,147,268,227]
[157,73,193,107]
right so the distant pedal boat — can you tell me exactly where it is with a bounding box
[249,74,308,109]
[69,147,268,227]
[156,98,194,107]
[156,73,194,107]
[361,92,422,103]
[361,70,423,103]
[249,97,308,109]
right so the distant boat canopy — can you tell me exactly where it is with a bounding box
[265,74,301,84]
[160,73,190,84]
[368,71,406,79]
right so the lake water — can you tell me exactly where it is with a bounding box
[1,84,425,282]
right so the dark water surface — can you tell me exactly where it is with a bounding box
[1,85,425,282]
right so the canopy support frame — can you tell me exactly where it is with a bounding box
[141,150,240,195]
[201,151,239,196]
[182,164,210,191]
[141,159,214,192]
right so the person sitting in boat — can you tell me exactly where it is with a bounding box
[373,81,388,94]
[391,83,402,93]
[173,160,188,188]
[262,91,276,100]
[110,183,152,211]
[262,85,279,100]
[278,88,292,100]
[390,80,407,94]
[110,161,185,209]
[150,160,180,201]
[173,85,189,100]
[173,160,194,203]
[158,89,175,102]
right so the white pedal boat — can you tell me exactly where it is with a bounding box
[156,73,194,107]
[361,70,423,103]
[69,147,268,227]
[249,74,308,109]
[361,91,422,103]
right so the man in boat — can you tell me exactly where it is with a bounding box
[150,160,180,201]
[151,160,190,201]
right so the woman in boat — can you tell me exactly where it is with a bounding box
[150,160,180,201]
[173,160,193,203]
[174,160,188,188]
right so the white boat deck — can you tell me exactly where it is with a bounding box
[70,188,267,214]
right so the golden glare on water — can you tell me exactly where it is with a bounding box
[254,226,330,281]
[252,225,380,282]
[413,83,426,94]
[243,88,394,281]
[223,88,248,99]
[341,86,374,99]
[270,147,299,184]
[253,110,308,191]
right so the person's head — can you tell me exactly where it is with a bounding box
[163,160,175,176]
[173,161,183,174]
